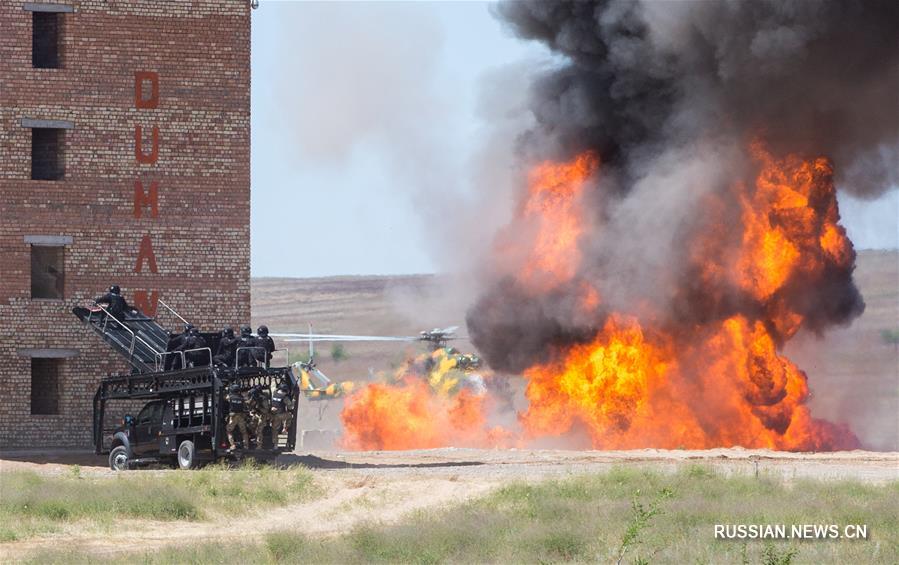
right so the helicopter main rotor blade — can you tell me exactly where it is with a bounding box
[278,335,469,343]
[272,328,470,343]
[274,333,420,342]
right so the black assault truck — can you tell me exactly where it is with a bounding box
[76,299,299,470]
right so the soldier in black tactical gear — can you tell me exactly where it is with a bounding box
[178,327,209,367]
[93,285,135,323]
[255,325,276,367]
[165,323,194,370]
[225,382,249,451]
[236,325,257,368]
[213,326,238,368]
[269,380,293,436]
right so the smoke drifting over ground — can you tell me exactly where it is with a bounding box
[469,0,898,374]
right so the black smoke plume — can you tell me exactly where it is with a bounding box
[496,0,899,195]
[468,0,896,372]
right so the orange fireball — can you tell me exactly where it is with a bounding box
[516,145,859,451]
[339,143,859,453]
[519,152,599,292]
[520,312,856,451]
[340,378,507,451]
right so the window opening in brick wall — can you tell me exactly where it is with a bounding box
[31,127,65,180]
[31,245,65,299]
[31,358,61,415]
[32,11,62,69]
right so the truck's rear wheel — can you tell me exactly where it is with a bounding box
[109,445,130,471]
[177,440,198,470]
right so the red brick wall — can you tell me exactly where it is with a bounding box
[0,1,251,448]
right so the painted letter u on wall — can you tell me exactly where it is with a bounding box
[135,125,159,164]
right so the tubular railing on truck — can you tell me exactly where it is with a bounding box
[156,350,185,370]
[234,346,266,369]
[155,347,213,371]
[96,366,216,400]
[172,392,214,430]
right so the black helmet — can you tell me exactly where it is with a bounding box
[257,325,269,336]
[222,326,234,337]
[240,325,252,337]
[188,327,199,335]
[109,285,121,294]
[278,381,290,391]
[184,323,194,332]
[229,382,240,392]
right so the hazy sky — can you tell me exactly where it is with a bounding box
[250,1,898,278]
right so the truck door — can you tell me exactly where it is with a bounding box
[159,402,177,455]
[133,401,163,455]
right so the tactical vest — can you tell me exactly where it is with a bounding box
[271,391,287,413]
[227,393,246,413]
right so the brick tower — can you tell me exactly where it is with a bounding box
[0,1,251,447]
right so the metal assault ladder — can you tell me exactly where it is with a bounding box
[74,299,193,374]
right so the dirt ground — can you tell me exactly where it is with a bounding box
[1,447,897,561]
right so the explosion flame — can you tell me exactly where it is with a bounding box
[340,0,897,452]
[518,152,599,291]
[341,146,860,452]
[475,147,860,451]
[341,349,508,450]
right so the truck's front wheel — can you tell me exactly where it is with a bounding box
[109,445,130,471]
[177,440,198,470]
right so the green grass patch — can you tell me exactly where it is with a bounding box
[0,462,315,541]
[20,466,899,564]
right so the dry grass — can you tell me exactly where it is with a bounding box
[0,462,315,542]
[25,466,899,564]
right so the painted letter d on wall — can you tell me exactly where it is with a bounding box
[134,71,159,109]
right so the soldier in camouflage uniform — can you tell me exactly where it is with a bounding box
[225,383,249,451]
[246,385,271,447]
[269,380,294,437]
